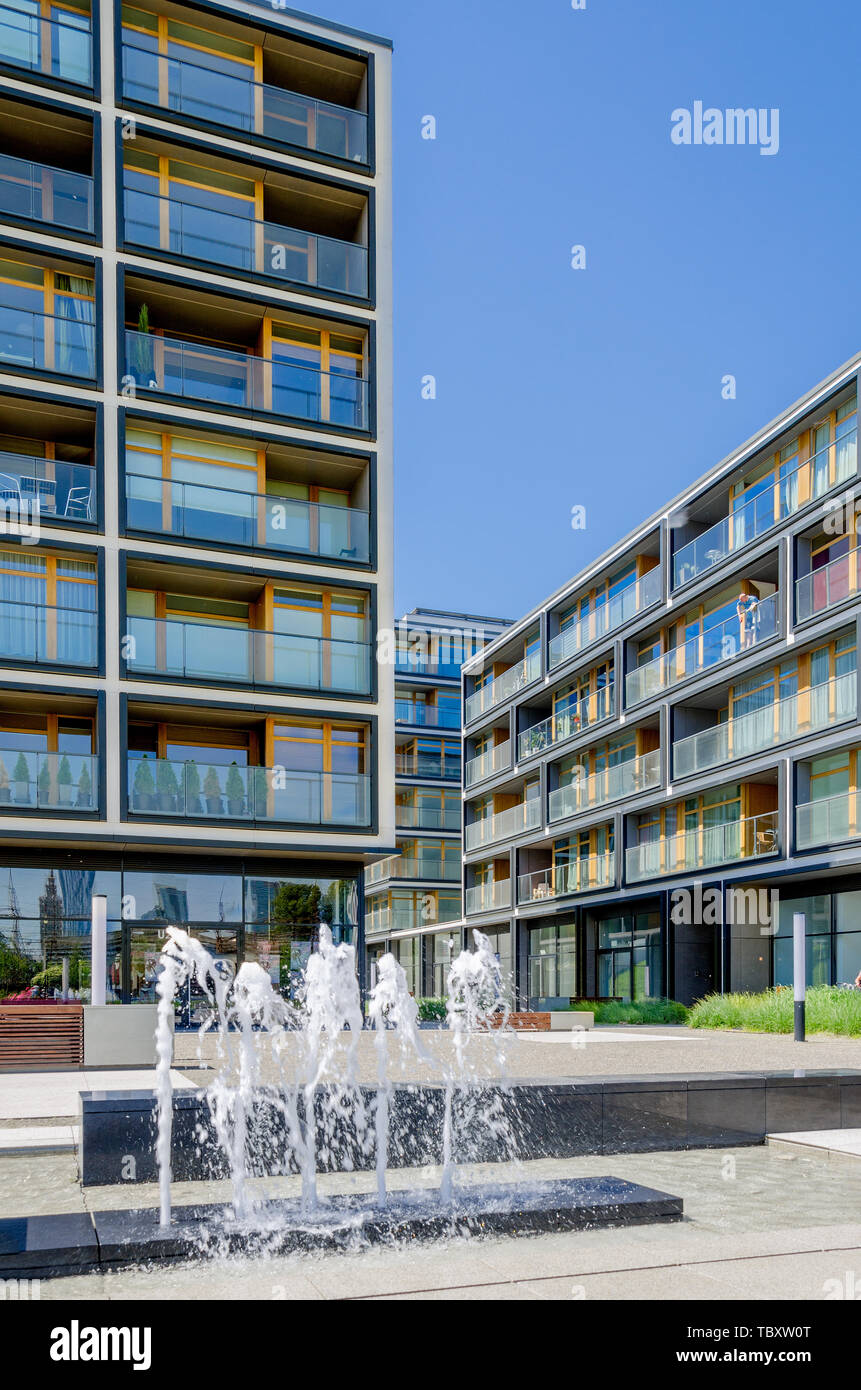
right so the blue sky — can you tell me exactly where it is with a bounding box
[302,0,860,622]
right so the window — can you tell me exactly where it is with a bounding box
[0,257,95,377]
[597,911,661,1001]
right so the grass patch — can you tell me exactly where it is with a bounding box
[570,998,689,1025]
[688,985,861,1037]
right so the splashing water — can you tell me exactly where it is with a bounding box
[154,925,516,1230]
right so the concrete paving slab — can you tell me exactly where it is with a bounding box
[0,1069,193,1121]
[768,1128,861,1160]
[0,1126,77,1155]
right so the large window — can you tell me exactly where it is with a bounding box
[597,911,662,1000]
[528,921,576,1001]
[774,893,861,988]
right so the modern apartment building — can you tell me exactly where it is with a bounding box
[0,0,394,1008]
[365,608,510,997]
[461,356,861,1008]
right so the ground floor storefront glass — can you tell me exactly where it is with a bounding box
[596,911,662,1000]
[774,891,861,987]
[0,858,360,1004]
[528,921,576,1002]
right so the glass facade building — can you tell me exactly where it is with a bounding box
[0,1,394,1008]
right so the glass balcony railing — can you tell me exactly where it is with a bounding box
[548,568,662,672]
[465,880,511,915]
[549,749,662,823]
[125,472,368,562]
[395,701,461,729]
[394,656,462,679]
[0,153,93,233]
[121,39,368,164]
[465,739,512,788]
[0,597,98,667]
[127,757,370,826]
[123,188,368,296]
[0,4,92,85]
[395,803,461,831]
[125,615,371,695]
[365,856,460,887]
[367,906,462,936]
[626,594,780,707]
[796,549,861,623]
[796,791,860,851]
[626,811,779,883]
[673,673,857,778]
[517,854,613,905]
[465,797,541,853]
[518,684,616,761]
[672,428,858,588]
[464,652,541,725]
[124,330,367,429]
[394,751,461,781]
[0,748,97,811]
[0,451,95,522]
[1,304,95,377]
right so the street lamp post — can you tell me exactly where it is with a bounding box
[793,911,806,1042]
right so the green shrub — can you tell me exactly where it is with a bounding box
[567,997,689,1025]
[688,985,861,1037]
[416,997,447,1022]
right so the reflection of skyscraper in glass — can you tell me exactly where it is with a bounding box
[142,883,190,923]
[58,869,96,936]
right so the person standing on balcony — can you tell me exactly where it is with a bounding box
[737,591,759,650]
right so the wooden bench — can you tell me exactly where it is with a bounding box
[0,1003,84,1069]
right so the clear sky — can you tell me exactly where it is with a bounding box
[305,0,861,622]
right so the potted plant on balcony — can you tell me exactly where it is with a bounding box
[132,302,156,389]
[76,761,92,809]
[13,752,31,805]
[57,755,73,806]
[225,760,245,817]
[0,758,9,805]
[184,760,202,816]
[204,765,223,817]
[38,759,53,807]
[133,756,155,812]
[156,758,179,813]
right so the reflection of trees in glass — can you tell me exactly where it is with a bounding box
[0,932,38,997]
[270,881,321,992]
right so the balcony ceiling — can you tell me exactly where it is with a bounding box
[0,396,95,447]
[0,97,92,169]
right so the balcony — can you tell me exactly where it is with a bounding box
[125,472,368,562]
[518,684,616,761]
[124,331,368,430]
[0,748,97,812]
[121,39,368,164]
[465,880,511,915]
[368,906,461,936]
[796,549,861,623]
[796,791,860,851]
[395,655,462,679]
[465,798,541,852]
[0,4,92,86]
[626,811,779,883]
[123,189,368,297]
[125,615,371,695]
[395,701,461,729]
[672,429,858,588]
[0,451,95,524]
[395,750,460,781]
[365,856,461,887]
[548,750,662,823]
[127,757,370,827]
[1,305,95,379]
[517,855,613,905]
[0,597,98,668]
[465,740,512,788]
[626,594,779,707]
[548,568,662,672]
[396,803,461,832]
[464,653,541,725]
[0,153,92,233]
[673,674,857,778]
